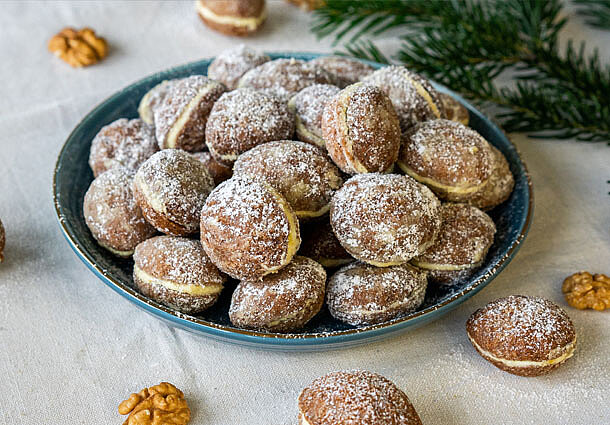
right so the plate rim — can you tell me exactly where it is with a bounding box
[53,52,533,348]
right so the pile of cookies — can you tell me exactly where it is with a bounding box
[83,45,516,333]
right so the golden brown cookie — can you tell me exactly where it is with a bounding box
[440,92,469,126]
[200,177,300,280]
[466,295,577,376]
[205,88,295,165]
[208,44,270,90]
[138,80,176,126]
[309,56,375,88]
[322,83,401,174]
[133,149,215,236]
[190,151,233,186]
[288,84,340,148]
[398,119,496,202]
[299,220,354,269]
[83,167,156,257]
[133,235,226,314]
[412,203,496,286]
[153,75,226,152]
[196,0,266,36]
[326,262,428,326]
[330,173,441,266]
[88,118,158,178]
[229,256,326,332]
[466,146,515,210]
[238,58,334,101]
[362,66,444,131]
[233,140,343,219]
[298,370,423,425]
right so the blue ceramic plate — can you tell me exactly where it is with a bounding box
[53,53,532,351]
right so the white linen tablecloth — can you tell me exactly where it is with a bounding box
[1,2,609,424]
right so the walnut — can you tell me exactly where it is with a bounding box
[0,218,5,263]
[48,27,108,67]
[118,382,191,425]
[562,272,610,311]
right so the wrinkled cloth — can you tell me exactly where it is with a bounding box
[0,2,609,424]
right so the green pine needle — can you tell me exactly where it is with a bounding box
[311,0,610,143]
[574,0,610,29]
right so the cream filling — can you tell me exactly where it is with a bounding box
[298,413,311,425]
[134,265,223,296]
[261,185,300,275]
[412,260,478,271]
[196,1,266,30]
[135,175,167,216]
[99,241,134,257]
[165,83,217,149]
[295,116,325,148]
[138,93,154,125]
[408,74,442,118]
[295,203,330,219]
[397,161,488,195]
[469,334,576,368]
[207,142,238,164]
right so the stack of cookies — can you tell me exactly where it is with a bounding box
[83,45,515,333]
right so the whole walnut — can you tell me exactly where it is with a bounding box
[118,382,190,425]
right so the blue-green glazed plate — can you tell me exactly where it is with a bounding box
[53,53,533,351]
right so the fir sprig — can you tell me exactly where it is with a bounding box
[312,0,610,142]
[574,0,610,29]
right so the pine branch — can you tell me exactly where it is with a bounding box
[574,0,610,29]
[311,0,610,143]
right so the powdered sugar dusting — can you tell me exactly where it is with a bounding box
[292,84,340,138]
[238,58,334,101]
[208,44,270,90]
[401,119,495,187]
[310,56,375,88]
[200,177,299,280]
[83,167,156,253]
[330,173,441,264]
[233,140,343,215]
[134,149,214,232]
[298,370,422,425]
[416,203,496,267]
[326,262,427,325]
[467,295,576,361]
[363,66,442,131]
[88,118,158,177]
[205,88,295,163]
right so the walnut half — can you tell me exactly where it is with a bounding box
[562,272,610,311]
[118,382,191,425]
[48,27,108,67]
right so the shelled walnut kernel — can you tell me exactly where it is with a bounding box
[118,382,190,425]
[48,27,108,67]
[562,272,610,311]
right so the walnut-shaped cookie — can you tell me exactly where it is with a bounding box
[190,151,233,186]
[229,256,326,332]
[208,44,270,90]
[88,118,158,178]
[322,83,401,174]
[412,203,496,286]
[467,295,577,376]
[299,220,354,269]
[153,75,225,152]
[330,173,441,266]
[233,140,343,219]
[326,262,428,326]
[309,56,375,88]
[362,65,445,131]
[288,84,340,148]
[83,167,156,257]
[200,177,300,281]
[205,88,295,165]
[298,370,423,425]
[138,80,175,126]
[133,149,215,236]
[238,58,334,101]
[133,236,226,314]
[398,119,496,202]
[196,0,267,36]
